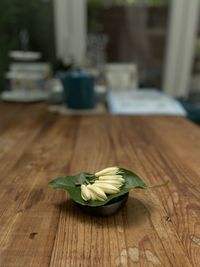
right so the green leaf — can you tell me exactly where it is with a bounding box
[49,168,167,207]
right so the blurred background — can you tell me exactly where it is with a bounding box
[0,0,200,123]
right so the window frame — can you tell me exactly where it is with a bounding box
[53,0,199,97]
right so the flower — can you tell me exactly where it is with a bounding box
[81,184,91,201]
[93,183,120,194]
[98,175,124,181]
[87,184,107,201]
[95,167,119,177]
[95,180,124,188]
[80,167,125,202]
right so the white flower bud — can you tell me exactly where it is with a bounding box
[95,180,124,186]
[110,183,123,189]
[98,176,124,183]
[88,189,97,201]
[87,184,107,200]
[94,183,120,194]
[81,167,125,202]
[94,195,107,201]
[95,167,119,177]
[81,184,91,201]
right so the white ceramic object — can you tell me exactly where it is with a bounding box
[9,51,41,61]
[5,62,51,92]
[1,90,49,103]
[105,63,138,90]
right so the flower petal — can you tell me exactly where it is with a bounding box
[98,176,124,182]
[94,183,120,194]
[87,184,107,200]
[95,180,124,186]
[81,184,91,201]
[95,167,119,177]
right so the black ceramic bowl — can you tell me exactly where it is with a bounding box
[76,193,129,216]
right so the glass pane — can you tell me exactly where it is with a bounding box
[190,11,200,104]
[0,0,55,90]
[87,0,170,88]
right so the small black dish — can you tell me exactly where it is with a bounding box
[76,193,129,216]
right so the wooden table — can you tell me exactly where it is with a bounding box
[0,103,199,267]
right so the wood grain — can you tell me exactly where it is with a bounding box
[0,103,199,267]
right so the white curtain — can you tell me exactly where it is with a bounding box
[163,0,199,97]
[53,0,87,65]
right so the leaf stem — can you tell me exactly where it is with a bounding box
[75,177,97,186]
[147,180,169,189]
[85,179,90,185]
